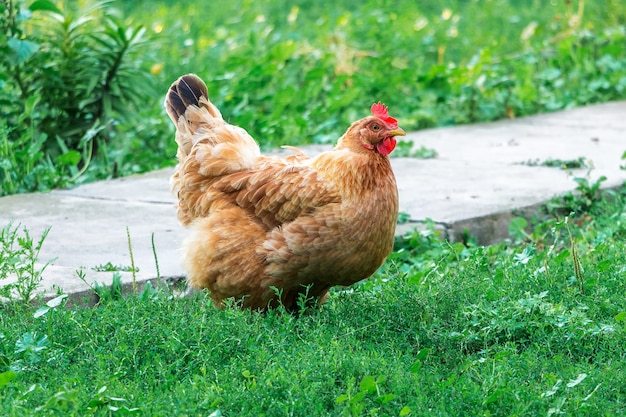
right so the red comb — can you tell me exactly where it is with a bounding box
[371,102,398,128]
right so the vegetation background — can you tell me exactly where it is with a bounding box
[1,0,625,415]
[2,0,626,195]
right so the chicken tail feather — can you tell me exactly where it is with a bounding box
[166,73,262,225]
[165,74,210,123]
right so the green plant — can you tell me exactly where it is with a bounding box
[392,142,438,159]
[0,369,17,388]
[85,385,140,414]
[0,0,157,193]
[0,98,65,196]
[126,226,137,294]
[520,157,588,170]
[546,171,609,215]
[13,331,49,368]
[33,294,68,319]
[92,272,124,304]
[0,222,52,302]
[91,262,138,273]
[151,232,161,284]
[335,375,398,416]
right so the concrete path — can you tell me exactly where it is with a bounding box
[1,101,625,303]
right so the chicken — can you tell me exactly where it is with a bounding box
[165,74,405,310]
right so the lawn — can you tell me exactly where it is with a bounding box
[1,187,625,416]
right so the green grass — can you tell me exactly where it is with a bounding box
[1,187,625,416]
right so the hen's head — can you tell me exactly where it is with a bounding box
[338,102,406,156]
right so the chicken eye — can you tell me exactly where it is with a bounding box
[371,123,381,132]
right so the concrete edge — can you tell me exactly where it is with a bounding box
[9,182,624,308]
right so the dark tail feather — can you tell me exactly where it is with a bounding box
[165,74,209,122]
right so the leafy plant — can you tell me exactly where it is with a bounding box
[0,0,157,193]
[393,141,438,159]
[520,157,588,170]
[0,370,17,388]
[33,294,68,319]
[92,272,124,304]
[0,97,64,196]
[547,173,608,215]
[0,222,52,302]
[86,385,140,415]
[92,262,138,273]
[13,331,49,366]
[335,375,397,416]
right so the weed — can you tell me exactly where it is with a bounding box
[92,262,138,273]
[0,222,52,302]
[520,157,588,170]
[397,211,411,224]
[10,331,50,373]
[33,294,68,319]
[92,272,124,304]
[126,226,137,294]
[546,171,609,215]
[0,370,17,388]
[151,232,161,284]
[294,284,320,316]
[393,142,438,159]
[566,221,586,294]
[86,386,140,415]
[335,375,397,416]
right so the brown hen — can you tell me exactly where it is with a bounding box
[165,74,404,310]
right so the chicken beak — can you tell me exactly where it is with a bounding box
[389,128,406,137]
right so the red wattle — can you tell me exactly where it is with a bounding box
[376,137,396,155]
